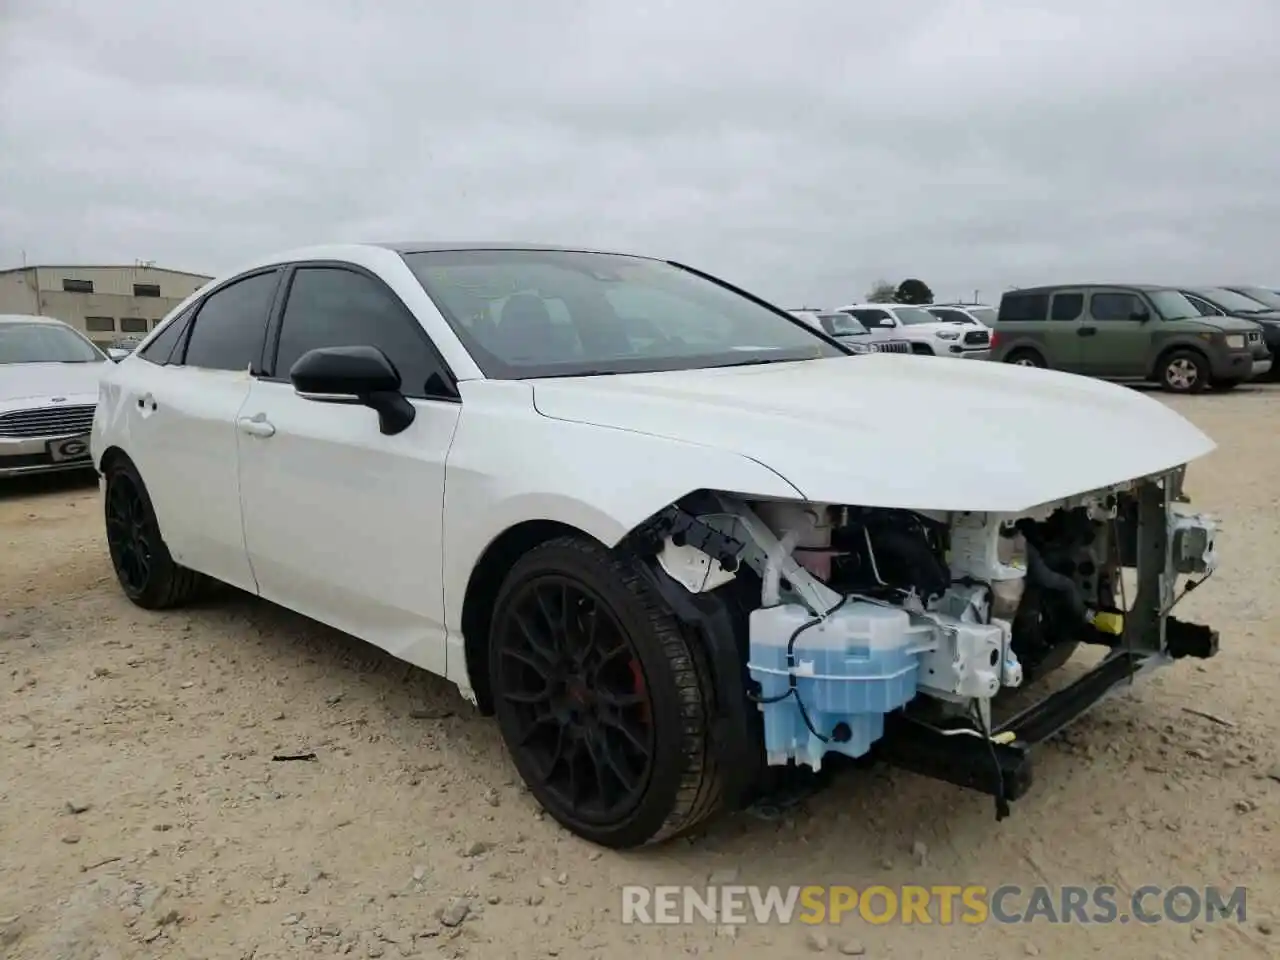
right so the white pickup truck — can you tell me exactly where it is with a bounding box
[835,302,992,359]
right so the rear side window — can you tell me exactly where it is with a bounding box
[138,306,195,365]
[1050,293,1084,321]
[183,271,280,371]
[271,267,453,399]
[998,293,1050,322]
[850,309,894,329]
[1089,292,1144,321]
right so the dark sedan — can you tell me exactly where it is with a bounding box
[1178,287,1278,380]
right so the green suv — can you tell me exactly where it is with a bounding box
[991,285,1265,393]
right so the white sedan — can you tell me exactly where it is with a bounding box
[91,242,1222,848]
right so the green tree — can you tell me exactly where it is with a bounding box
[894,278,934,305]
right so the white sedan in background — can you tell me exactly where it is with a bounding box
[91,242,1221,849]
[1,314,107,478]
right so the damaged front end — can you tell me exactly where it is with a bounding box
[623,470,1221,819]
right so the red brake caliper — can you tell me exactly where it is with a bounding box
[628,659,651,726]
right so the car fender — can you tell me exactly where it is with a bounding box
[440,380,803,686]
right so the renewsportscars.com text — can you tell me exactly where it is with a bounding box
[621,884,1248,926]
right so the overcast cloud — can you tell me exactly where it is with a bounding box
[1,0,1278,305]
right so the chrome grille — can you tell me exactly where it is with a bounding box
[872,339,912,354]
[963,329,991,346]
[0,404,95,438]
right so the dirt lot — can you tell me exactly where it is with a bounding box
[2,388,1278,960]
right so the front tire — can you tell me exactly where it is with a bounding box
[1158,350,1208,394]
[489,536,723,848]
[103,459,206,609]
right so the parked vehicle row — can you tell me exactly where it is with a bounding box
[0,314,106,478]
[990,284,1273,393]
[68,241,1223,849]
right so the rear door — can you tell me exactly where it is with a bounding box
[1079,289,1152,377]
[235,263,462,675]
[120,270,281,592]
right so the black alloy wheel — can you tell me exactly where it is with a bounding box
[495,574,655,824]
[488,536,725,848]
[102,459,206,609]
[105,469,154,597]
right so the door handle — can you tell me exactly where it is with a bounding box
[1077,326,1098,337]
[237,414,276,438]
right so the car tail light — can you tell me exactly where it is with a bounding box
[988,331,999,350]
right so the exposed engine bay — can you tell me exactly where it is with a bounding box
[625,472,1221,817]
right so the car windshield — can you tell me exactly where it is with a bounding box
[1231,286,1280,310]
[402,249,847,378]
[1148,291,1202,321]
[0,322,106,364]
[893,307,940,325]
[820,313,868,337]
[968,307,996,324]
[1198,287,1273,313]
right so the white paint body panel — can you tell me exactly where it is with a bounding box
[91,243,1217,701]
[235,380,461,677]
[527,354,1215,513]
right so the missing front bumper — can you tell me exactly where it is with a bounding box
[872,621,1217,813]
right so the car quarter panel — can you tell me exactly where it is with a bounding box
[93,361,259,593]
[439,378,804,692]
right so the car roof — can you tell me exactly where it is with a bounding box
[1001,284,1173,295]
[376,241,650,257]
[0,313,70,326]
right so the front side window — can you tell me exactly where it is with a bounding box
[820,313,867,337]
[402,249,844,378]
[1089,292,1145,321]
[183,271,280,371]
[891,307,940,325]
[849,309,895,329]
[272,267,452,398]
[927,308,972,324]
[0,322,106,364]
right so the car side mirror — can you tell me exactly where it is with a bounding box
[1131,309,1151,322]
[290,345,416,436]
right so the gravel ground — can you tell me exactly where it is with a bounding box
[1,387,1278,960]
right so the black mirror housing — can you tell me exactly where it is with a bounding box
[289,345,416,436]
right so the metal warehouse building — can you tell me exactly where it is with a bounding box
[0,263,213,347]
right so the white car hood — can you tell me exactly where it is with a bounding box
[529,354,1216,513]
[0,361,106,405]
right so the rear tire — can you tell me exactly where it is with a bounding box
[1005,349,1046,368]
[1158,350,1208,394]
[103,459,206,609]
[488,536,724,848]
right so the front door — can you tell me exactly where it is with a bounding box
[1078,289,1153,378]
[235,264,462,676]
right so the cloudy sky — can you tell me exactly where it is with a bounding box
[1,0,1277,306]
